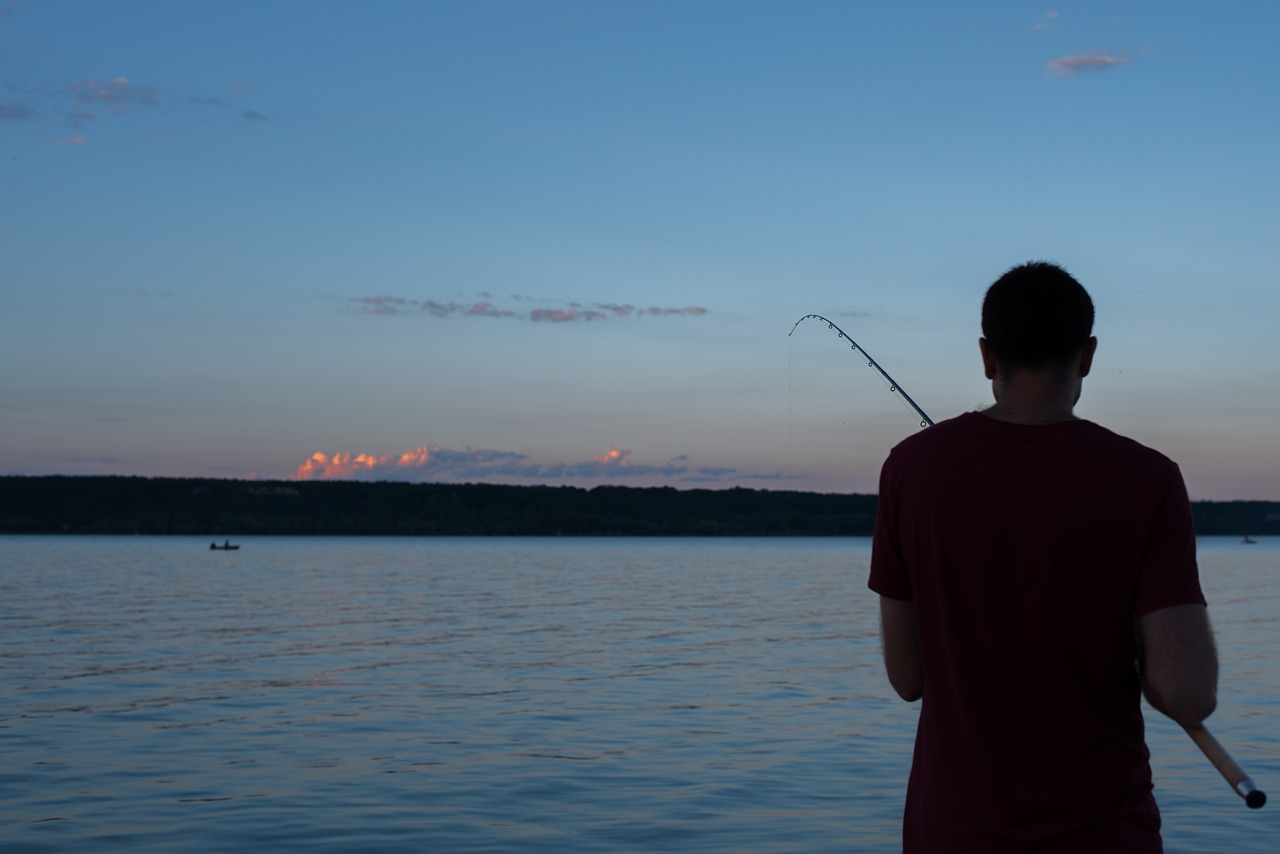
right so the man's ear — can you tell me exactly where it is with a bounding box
[979,338,998,380]
[1079,336,1098,377]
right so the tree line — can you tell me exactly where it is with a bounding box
[1,476,1276,537]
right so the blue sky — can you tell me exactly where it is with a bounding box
[2,1,1277,499]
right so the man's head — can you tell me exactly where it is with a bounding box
[981,261,1095,376]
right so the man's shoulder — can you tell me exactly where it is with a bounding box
[1068,419,1180,469]
[888,411,1179,470]
[887,411,986,453]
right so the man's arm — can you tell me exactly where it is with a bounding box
[1139,603,1218,727]
[879,595,923,701]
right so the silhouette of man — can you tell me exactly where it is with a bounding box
[870,261,1217,852]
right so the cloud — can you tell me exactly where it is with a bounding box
[1047,50,1135,76]
[352,294,709,322]
[1030,10,1059,31]
[354,295,412,315]
[347,296,509,318]
[51,134,88,145]
[297,446,558,482]
[530,307,607,322]
[12,73,267,135]
[421,298,517,318]
[294,444,754,484]
[645,305,707,317]
[0,99,36,121]
[70,76,159,114]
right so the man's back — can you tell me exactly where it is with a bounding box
[870,412,1205,851]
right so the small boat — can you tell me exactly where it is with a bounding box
[210,541,240,550]
[1242,535,1257,545]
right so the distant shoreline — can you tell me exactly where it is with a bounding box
[2,476,1277,538]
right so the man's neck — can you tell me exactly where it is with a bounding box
[981,399,1079,425]
[977,338,1096,425]
[982,371,1082,425]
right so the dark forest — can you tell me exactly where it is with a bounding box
[1,476,1276,537]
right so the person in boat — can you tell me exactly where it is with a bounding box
[870,261,1218,852]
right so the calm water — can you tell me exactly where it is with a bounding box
[1,536,1276,852]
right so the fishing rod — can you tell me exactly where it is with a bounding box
[788,314,933,428]
[792,313,1266,809]
[1185,724,1266,808]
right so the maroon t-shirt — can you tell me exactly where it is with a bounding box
[869,412,1205,853]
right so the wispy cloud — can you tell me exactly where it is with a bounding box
[70,76,158,114]
[51,134,88,145]
[0,99,36,121]
[295,444,765,485]
[1047,49,1136,77]
[11,73,268,137]
[530,307,607,322]
[1030,10,1059,32]
[643,306,708,317]
[355,295,412,315]
[351,294,709,322]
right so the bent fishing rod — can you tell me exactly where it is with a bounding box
[788,315,933,428]
[791,313,1266,810]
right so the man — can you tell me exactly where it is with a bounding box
[869,261,1218,852]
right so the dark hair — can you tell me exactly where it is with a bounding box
[981,261,1094,370]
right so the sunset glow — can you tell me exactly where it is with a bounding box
[288,444,763,487]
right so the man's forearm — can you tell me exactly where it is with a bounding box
[880,596,923,702]
[1139,603,1218,727]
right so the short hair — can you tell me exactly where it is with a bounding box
[981,261,1094,370]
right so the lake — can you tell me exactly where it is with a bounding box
[1,536,1276,852]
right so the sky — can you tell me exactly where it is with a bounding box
[2,1,1277,500]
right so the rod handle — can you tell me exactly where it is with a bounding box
[1183,724,1266,809]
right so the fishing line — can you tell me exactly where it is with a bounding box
[791,312,1265,809]
[787,331,792,484]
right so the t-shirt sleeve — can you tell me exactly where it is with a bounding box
[1135,463,1206,616]
[869,451,914,600]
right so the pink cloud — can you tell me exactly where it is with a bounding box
[295,444,713,484]
[463,301,515,318]
[1047,50,1134,76]
[51,134,87,145]
[352,294,708,323]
